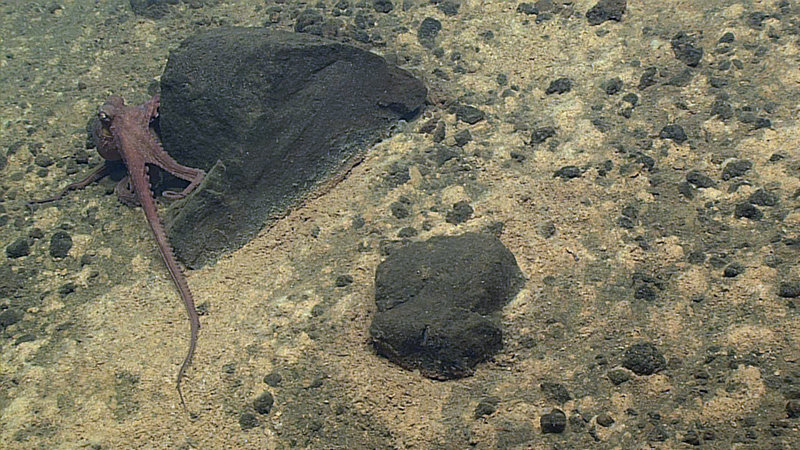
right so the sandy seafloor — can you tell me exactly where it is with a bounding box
[1,0,800,448]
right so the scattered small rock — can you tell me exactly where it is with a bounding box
[596,413,615,427]
[445,200,473,224]
[373,0,393,13]
[263,372,282,386]
[474,397,499,418]
[607,368,632,385]
[778,281,800,298]
[554,165,582,179]
[0,309,23,330]
[5,238,30,258]
[239,412,260,430]
[540,382,572,404]
[335,274,353,287]
[253,391,274,415]
[686,170,715,188]
[456,105,485,125]
[586,0,627,26]
[787,400,800,418]
[734,202,762,221]
[530,126,556,144]
[622,342,666,375]
[722,159,752,180]
[418,17,442,48]
[748,188,778,207]
[545,77,573,95]
[659,124,687,143]
[671,32,704,67]
[723,263,744,278]
[49,230,73,258]
[453,129,472,147]
[541,409,567,433]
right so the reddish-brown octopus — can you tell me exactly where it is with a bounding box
[30,94,205,406]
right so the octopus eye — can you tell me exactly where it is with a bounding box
[97,111,111,124]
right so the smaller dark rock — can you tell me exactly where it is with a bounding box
[474,397,499,418]
[748,188,778,207]
[254,391,274,415]
[5,238,30,258]
[682,430,702,446]
[373,0,393,13]
[778,282,800,298]
[446,200,473,224]
[608,368,632,385]
[638,66,658,90]
[622,92,638,105]
[0,309,22,330]
[671,32,704,67]
[746,11,769,29]
[49,230,73,258]
[437,0,459,16]
[734,202,762,221]
[370,233,524,379]
[456,105,485,124]
[263,372,282,386]
[688,251,706,264]
[59,282,76,297]
[545,77,573,95]
[14,334,36,345]
[586,0,627,26]
[659,124,687,143]
[553,165,582,179]
[239,412,260,430]
[541,409,567,433]
[454,129,472,147]
[34,153,54,167]
[686,170,714,188]
[787,400,800,418]
[711,98,734,119]
[634,285,656,301]
[517,3,537,15]
[418,17,442,48]
[397,227,418,238]
[602,77,623,95]
[723,263,744,278]
[129,0,179,19]
[622,342,666,375]
[596,413,615,427]
[722,159,752,180]
[719,32,735,43]
[295,8,324,33]
[530,126,556,144]
[390,201,410,219]
[753,117,771,130]
[335,274,353,287]
[540,382,572,404]
[538,221,556,238]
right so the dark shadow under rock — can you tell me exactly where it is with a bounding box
[370,233,525,379]
[158,27,427,268]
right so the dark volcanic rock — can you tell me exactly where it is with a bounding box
[586,0,627,26]
[49,230,72,259]
[159,28,426,268]
[369,233,524,379]
[622,342,666,375]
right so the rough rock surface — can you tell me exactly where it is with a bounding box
[159,27,426,268]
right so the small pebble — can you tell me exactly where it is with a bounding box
[541,408,567,433]
[254,391,274,415]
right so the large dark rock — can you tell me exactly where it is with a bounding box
[159,27,426,268]
[370,233,525,379]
